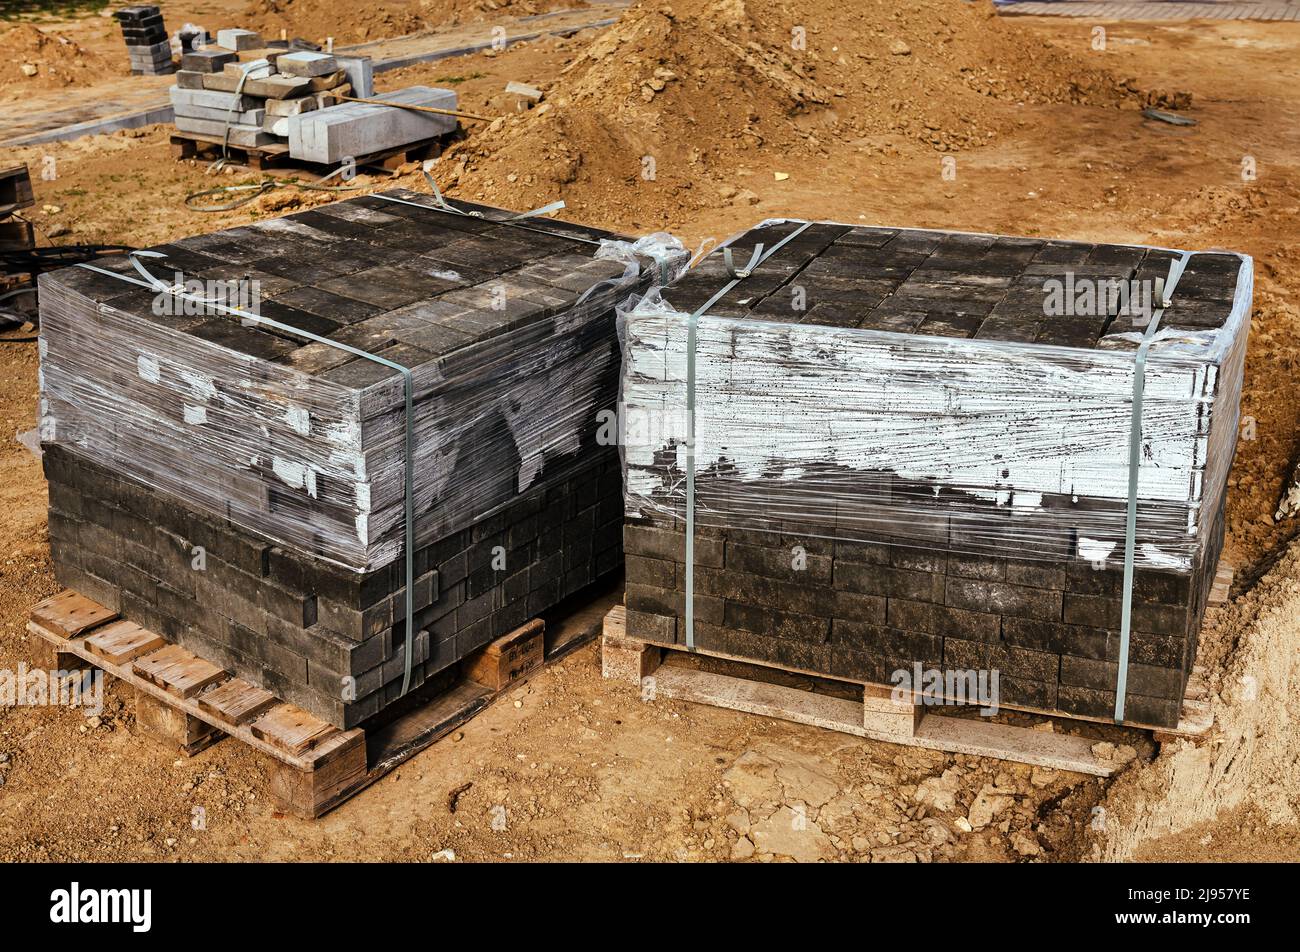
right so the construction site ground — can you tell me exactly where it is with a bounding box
[0,0,1297,862]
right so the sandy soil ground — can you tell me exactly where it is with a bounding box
[0,2,1296,862]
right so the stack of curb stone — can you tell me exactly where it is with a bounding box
[38,193,687,727]
[115,5,176,76]
[170,34,444,162]
[619,220,1251,728]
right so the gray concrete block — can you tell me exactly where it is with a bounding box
[216,28,262,52]
[181,49,237,73]
[222,58,274,80]
[176,69,206,89]
[277,51,339,77]
[173,116,277,147]
[333,54,373,98]
[169,86,258,112]
[174,102,266,125]
[265,94,321,118]
[287,86,457,164]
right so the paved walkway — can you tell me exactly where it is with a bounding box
[999,1,1300,19]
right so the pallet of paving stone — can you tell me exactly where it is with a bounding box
[27,584,615,818]
[37,199,685,728]
[619,219,1249,730]
[601,605,1213,777]
[168,130,442,172]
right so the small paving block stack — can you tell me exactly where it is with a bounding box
[115,5,175,76]
[38,192,686,727]
[0,164,35,251]
[169,30,440,162]
[619,220,1251,728]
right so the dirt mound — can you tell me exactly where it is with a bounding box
[1086,537,1300,861]
[0,24,113,94]
[434,0,1142,225]
[243,0,587,46]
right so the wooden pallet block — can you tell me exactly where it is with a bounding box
[601,605,1213,777]
[1208,562,1234,606]
[135,689,224,756]
[464,618,544,691]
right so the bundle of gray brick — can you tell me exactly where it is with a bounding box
[619,220,1251,729]
[38,193,687,727]
[168,31,433,161]
[115,5,175,76]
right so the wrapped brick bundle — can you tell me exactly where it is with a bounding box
[619,219,1249,728]
[38,191,687,726]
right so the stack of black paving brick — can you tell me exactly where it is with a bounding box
[624,493,1225,727]
[46,442,620,727]
[620,220,1250,729]
[39,192,682,727]
[115,6,175,76]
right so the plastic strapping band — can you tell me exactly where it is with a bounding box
[76,252,423,698]
[682,222,814,650]
[1115,251,1192,722]
[377,181,683,316]
[372,171,569,228]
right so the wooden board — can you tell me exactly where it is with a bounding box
[602,603,1216,740]
[31,590,118,640]
[643,664,1117,776]
[170,131,442,172]
[197,677,278,726]
[28,582,617,818]
[83,620,165,665]
[25,613,353,773]
[251,704,338,756]
[133,644,226,698]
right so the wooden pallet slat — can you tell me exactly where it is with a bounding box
[83,620,165,665]
[133,644,226,698]
[251,704,340,756]
[170,130,443,173]
[197,677,279,727]
[31,590,118,639]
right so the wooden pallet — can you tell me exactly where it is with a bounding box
[169,131,444,172]
[602,587,1220,778]
[28,580,617,818]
